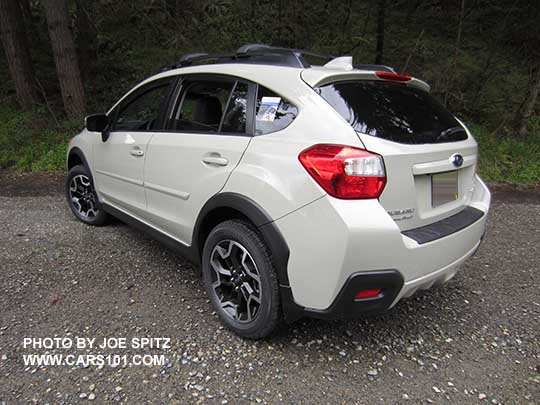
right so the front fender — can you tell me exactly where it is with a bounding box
[67,130,96,173]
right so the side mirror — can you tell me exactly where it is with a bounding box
[85,113,110,142]
[85,113,108,132]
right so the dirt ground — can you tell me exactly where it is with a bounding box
[1,172,539,404]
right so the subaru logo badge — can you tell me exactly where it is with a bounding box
[451,153,464,167]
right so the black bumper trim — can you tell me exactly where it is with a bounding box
[402,206,484,245]
[282,270,404,322]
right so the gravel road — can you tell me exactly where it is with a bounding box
[1,173,539,404]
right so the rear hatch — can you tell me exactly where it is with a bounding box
[307,71,477,231]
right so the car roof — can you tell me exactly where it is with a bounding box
[147,63,308,96]
[151,45,429,92]
[147,62,430,93]
[112,46,429,112]
[109,63,310,114]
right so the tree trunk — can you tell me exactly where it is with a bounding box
[517,64,540,138]
[75,0,97,84]
[44,0,86,118]
[375,0,386,64]
[405,0,425,25]
[339,0,353,54]
[18,0,32,31]
[401,28,424,73]
[0,0,36,109]
[443,0,465,106]
[361,0,373,37]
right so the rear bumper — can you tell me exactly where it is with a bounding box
[282,234,485,322]
[275,175,490,320]
[402,206,484,244]
[391,238,481,306]
[301,270,404,319]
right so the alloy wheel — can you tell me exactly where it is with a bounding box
[69,174,98,219]
[209,240,262,323]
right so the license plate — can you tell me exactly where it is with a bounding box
[432,171,458,207]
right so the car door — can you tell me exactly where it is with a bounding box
[93,78,175,218]
[143,75,254,245]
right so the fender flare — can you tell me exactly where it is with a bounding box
[192,192,291,288]
[67,147,100,203]
[67,147,91,173]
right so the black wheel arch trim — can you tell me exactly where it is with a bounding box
[67,147,101,206]
[67,147,91,172]
[193,192,291,284]
[193,192,303,322]
[100,192,406,323]
[101,202,199,263]
[101,192,291,290]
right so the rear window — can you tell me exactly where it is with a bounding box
[317,81,468,144]
[255,86,298,135]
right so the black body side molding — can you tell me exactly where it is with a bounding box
[101,203,199,264]
[402,206,484,245]
[103,193,300,322]
[99,194,408,323]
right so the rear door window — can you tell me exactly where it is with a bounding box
[317,81,467,144]
[255,86,298,135]
[170,80,234,133]
[221,82,249,133]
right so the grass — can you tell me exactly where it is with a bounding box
[471,123,540,185]
[1,103,538,185]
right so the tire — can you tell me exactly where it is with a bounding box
[65,165,108,226]
[202,219,282,339]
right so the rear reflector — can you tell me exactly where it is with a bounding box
[375,71,412,82]
[355,289,383,300]
[298,144,386,199]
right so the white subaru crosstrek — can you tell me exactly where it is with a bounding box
[66,45,491,338]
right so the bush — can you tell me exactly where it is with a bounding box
[472,124,540,185]
[0,103,79,172]
[0,103,538,185]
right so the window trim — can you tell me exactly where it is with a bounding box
[218,81,237,132]
[162,73,256,137]
[108,77,178,133]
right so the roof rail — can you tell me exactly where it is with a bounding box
[236,44,335,65]
[170,44,396,72]
[172,44,334,69]
[178,53,209,64]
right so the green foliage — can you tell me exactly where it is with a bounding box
[0,0,538,183]
[74,0,536,131]
[472,124,540,185]
[0,103,78,172]
[1,99,537,184]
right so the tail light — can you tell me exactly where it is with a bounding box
[298,144,386,199]
[375,71,412,82]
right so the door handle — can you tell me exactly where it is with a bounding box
[202,156,229,166]
[130,148,144,157]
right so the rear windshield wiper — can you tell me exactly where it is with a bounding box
[440,126,466,138]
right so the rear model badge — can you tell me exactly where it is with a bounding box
[451,153,464,167]
[388,208,415,221]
